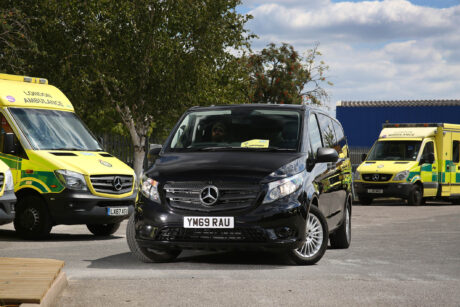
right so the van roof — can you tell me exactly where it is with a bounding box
[0,73,74,111]
[189,104,306,111]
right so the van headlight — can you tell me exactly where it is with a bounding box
[263,172,304,204]
[4,169,14,191]
[55,170,88,190]
[141,176,160,202]
[393,170,409,181]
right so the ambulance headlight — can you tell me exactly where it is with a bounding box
[55,170,88,191]
[4,169,14,191]
[393,170,410,181]
[353,171,361,180]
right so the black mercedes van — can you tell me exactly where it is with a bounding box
[127,104,352,265]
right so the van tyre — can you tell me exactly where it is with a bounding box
[407,185,422,206]
[14,195,53,240]
[330,202,351,249]
[287,205,328,265]
[87,222,121,236]
[359,196,373,206]
[126,214,181,263]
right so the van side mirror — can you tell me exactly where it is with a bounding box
[316,147,338,163]
[148,144,162,157]
[3,133,18,155]
[361,153,367,162]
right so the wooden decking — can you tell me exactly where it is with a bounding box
[0,257,66,306]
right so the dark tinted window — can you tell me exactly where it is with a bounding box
[168,109,301,151]
[317,114,336,148]
[308,114,322,158]
[332,120,347,155]
[453,141,459,163]
[420,141,434,163]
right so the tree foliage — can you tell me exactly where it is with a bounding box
[0,0,253,176]
[244,43,332,105]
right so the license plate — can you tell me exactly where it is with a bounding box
[183,217,234,229]
[368,189,383,194]
[107,207,129,216]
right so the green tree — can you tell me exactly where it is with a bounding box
[244,43,332,105]
[1,0,253,177]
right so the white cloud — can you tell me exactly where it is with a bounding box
[242,0,460,102]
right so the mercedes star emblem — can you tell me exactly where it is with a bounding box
[112,176,123,191]
[200,185,219,206]
[372,174,380,181]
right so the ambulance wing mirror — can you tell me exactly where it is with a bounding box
[3,133,17,155]
[361,153,367,162]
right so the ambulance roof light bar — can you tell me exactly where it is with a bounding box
[382,123,443,128]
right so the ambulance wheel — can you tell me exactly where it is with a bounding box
[407,185,422,206]
[126,214,181,263]
[359,195,373,206]
[87,222,121,236]
[14,195,53,240]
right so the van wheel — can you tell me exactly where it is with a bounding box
[14,195,53,240]
[287,205,328,265]
[87,223,121,236]
[330,202,351,249]
[359,196,373,206]
[407,185,422,206]
[126,214,181,263]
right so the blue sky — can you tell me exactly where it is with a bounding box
[238,0,460,110]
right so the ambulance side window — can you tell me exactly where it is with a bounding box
[453,141,460,163]
[0,113,26,158]
[420,141,434,164]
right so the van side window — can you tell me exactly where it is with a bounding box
[308,114,322,158]
[453,141,460,163]
[332,120,346,155]
[317,114,336,148]
[420,141,434,163]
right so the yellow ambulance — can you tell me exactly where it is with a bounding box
[0,159,16,225]
[0,73,136,239]
[354,123,460,206]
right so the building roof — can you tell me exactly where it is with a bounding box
[336,99,460,107]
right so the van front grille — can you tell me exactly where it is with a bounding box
[156,227,268,242]
[163,181,260,212]
[90,175,133,194]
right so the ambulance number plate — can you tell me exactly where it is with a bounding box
[107,207,129,216]
[367,189,383,194]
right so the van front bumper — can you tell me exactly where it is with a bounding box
[354,181,413,199]
[133,193,308,251]
[44,190,136,225]
[0,190,16,225]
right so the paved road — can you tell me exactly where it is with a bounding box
[1,200,460,306]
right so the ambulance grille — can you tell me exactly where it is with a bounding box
[362,173,392,182]
[0,173,4,189]
[90,175,133,194]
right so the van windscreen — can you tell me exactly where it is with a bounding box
[10,108,102,151]
[168,108,302,152]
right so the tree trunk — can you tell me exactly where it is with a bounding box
[115,104,149,181]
